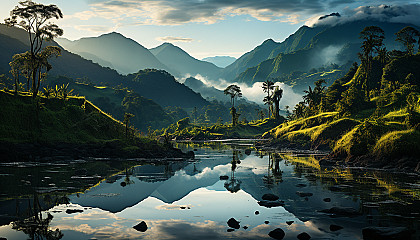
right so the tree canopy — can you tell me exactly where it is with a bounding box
[5,0,63,97]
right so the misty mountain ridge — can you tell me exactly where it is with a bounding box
[149,42,222,79]
[202,56,236,68]
[56,32,175,75]
[228,20,419,86]
[0,25,212,111]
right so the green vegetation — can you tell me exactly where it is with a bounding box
[263,25,420,170]
[159,117,284,140]
[5,0,63,98]
[0,90,184,160]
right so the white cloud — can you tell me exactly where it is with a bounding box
[74,25,114,32]
[306,4,420,27]
[156,36,194,42]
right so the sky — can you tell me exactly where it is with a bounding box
[1,0,419,59]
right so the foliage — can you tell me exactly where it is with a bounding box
[395,26,420,55]
[264,25,420,165]
[224,84,242,126]
[5,0,63,98]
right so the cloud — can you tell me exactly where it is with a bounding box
[156,36,194,42]
[74,25,114,32]
[306,4,420,27]
[79,0,361,26]
[207,78,303,108]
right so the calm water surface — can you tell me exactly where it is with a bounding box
[0,140,419,239]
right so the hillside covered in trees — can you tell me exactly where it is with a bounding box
[262,26,420,171]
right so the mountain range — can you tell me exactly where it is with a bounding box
[227,20,419,85]
[202,56,236,68]
[53,18,419,90]
[149,42,222,79]
[0,24,210,112]
[56,33,174,76]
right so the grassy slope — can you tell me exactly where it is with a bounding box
[0,90,184,160]
[263,54,420,168]
[0,90,124,143]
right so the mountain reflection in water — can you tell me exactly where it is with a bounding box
[0,141,419,239]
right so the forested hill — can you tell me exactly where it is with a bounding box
[222,20,420,87]
[263,51,420,171]
[0,24,210,110]
[0,24,122,86]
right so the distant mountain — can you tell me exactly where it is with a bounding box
[0,24,122,86]
[149,43,222,79]
[56,32,175,75]
[229,20,418,85]
[47,76,185,131]
[0,25,209,110]
[202,56,236,68]
[219,39,281,82]
[184,77,227,102]
[124,69,209,108]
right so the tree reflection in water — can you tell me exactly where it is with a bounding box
[12,192,64,240]
[263,153,283,188]
[121,168,135,187]
[224,149,242,193]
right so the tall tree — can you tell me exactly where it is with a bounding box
[359,26,385,72]
[303,79,326,114]
[224,84,242,108]
[5,0,63,98]
[395,26,420,55]
[271,86,283,120]
[224,84,242,126]
[262,80,275,117]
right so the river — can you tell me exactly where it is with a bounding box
[0,140,419,239]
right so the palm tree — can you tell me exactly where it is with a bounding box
[271,86,283,119]
[359,26,385,72]
[262,80,275,117]
[303,79,326,113]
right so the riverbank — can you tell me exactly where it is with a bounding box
[160,117,284,141]
[258,111,420,173]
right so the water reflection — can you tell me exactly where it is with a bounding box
[12,192,63,240]
[224,150,241,193]
[0,142,419,239]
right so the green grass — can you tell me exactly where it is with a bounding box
[373,129,420,159]
[0,90,129,144]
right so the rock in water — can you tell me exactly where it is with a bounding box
[133,221,148,232]
[244,149,252,155]
[65,209,83,214]
[258,200,285,208]
[297,232,311,240]
[319,207,360,216]
[323,198,331,202]
[362,226,411,240]
[286,221,294,225]
[262,193,280,201]
[186,151,195,159]
[330,224,343,231]
[227,218,240,229]
[268,228,285,240]
[296,191,313,197]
